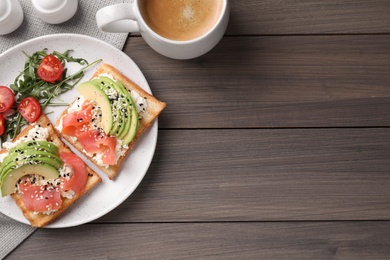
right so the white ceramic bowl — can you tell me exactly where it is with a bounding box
[0,0,24,35]
[31,0,78,24]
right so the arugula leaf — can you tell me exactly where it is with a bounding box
[1,49,101,145]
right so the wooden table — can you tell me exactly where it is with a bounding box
[7,1,390,259]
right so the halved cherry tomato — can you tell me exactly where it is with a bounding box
[17,97,41,123]
[0,86,15,113]
[0,113,5,136]
[37,55,63,83]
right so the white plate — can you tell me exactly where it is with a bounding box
[0,34,157,228]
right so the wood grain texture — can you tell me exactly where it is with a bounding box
[7,222,390,259]
[7,1,390,259]
[227,0,390,35]
[124,36,390,128]
[94,129,390,222]
[130,1,390,35]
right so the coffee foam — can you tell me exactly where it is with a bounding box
[140,0,223,41]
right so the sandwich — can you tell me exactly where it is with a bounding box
[0,114,102,227]
[55,63,166,179]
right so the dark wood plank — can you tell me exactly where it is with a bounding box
[95,129,390,222]
[6,1,390,259]
[125,36,390,128]
[228,0,390,35]
[129,1,390,35]
[8,222,390,259]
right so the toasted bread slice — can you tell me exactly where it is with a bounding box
[55,64,166,179]
[3,115,102,227]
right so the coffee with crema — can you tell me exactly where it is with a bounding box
[140,0,224,41]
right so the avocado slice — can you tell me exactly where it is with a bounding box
[90,78,124,137]
[97,77,131,138]
[7,140,59,156]
[78,76,139,145]
[112,98,127,137]
[122,103,139,145]
[1,164,59,197]
[116,80,139,145]
[77,81,113,134]
[115,86,133,140]
[3,141,59,168]
[1,159,62,184]
[118,93,132,140]
[0,151,63,182]
[99,76,138,144]
[106,99,122,137]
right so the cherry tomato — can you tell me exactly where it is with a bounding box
[17,97,41,123]
[0,86,15,113]
[0,113,5,136]
[37,55,63,83]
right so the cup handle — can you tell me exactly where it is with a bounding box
[96,3,139,33]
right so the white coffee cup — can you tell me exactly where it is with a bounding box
[96,0,229,60]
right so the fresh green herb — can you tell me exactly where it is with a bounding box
[1,48,101,145]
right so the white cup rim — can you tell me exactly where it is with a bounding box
[136,0,228,45]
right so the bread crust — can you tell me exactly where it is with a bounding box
[55,64,166,179]
[5,115,102,227]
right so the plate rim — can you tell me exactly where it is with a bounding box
[0,33,157,228]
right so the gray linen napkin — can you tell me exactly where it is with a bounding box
[0,214,34,259]
[0,0,130,258]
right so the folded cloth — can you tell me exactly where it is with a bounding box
[0,214,35,259]
[0,0,129,258]
[0,0,130,53]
